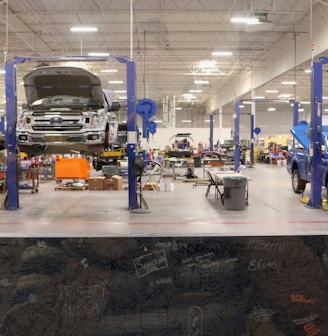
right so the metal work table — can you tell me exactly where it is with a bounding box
[205,168,250,207]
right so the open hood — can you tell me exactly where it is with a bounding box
[290,122,328,150]
[23,66,104,105]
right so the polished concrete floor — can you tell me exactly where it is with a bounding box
[0,163,327,237]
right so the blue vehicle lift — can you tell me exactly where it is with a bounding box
[233,98,299,171]
[307,58,326,208]
[4,55,139,210]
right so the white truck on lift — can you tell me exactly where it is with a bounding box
[16,66,120,155]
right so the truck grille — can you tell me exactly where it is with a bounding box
[31,112,84,132]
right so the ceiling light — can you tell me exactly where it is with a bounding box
[281,81,296,85]
[265,89,279,93]
[278,93,292,98]
[88,52,109,57]
[304,69,312,73]
[181,120,192,123]
[189,89,202,93]
[254,96,265,99]
[267,107,276,111]
[154,120,163,123]
[175,107,182,110]
[100,69,118,73]
[211,51,233,56]
[194,80,209,84]
[108,80,123,84]
[239,105,245,108]
[231,17,259,24]
[300,101,311,105]
[70,26,98,32]
[199,60,216,69]
[299,108,305,112]
[117,96,127,100]
[114,90,126,93]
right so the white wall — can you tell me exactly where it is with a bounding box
[142,127,231,150]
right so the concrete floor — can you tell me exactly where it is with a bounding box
[0,163,327,237]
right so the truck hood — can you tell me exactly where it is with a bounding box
[23,66,104,105]
[290,122,328,150]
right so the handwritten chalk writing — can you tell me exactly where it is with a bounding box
[61,303,99,318]
[248,259,277,271]
[247,239,286,251]
[37,240,47,249]
[293,315,318,325]
[249,306,273,323]
[134,250,168,278]
[59,283,105,301]
[184,306,203,336]
[0,279,10,287]
[0,324,8,336]
[291,294,315,304]
[304,322,320,336]
[182,253,237,271]
[29,294,37,303]
[141,312,168,329]
[155,241,188,252]
[150,278,173,286]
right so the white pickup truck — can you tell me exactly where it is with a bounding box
[17,66,120,155]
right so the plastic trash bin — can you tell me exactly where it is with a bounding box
[223,175,247,210]
[193,156,202,168]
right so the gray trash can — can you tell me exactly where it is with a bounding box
[223,175,247,210]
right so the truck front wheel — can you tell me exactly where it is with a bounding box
[292,169,306,193]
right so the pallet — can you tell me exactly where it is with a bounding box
[55,185,88,191]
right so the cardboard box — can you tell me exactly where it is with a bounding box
[160,178,174,192]
[88,176,106,190]
[104,175,123,190]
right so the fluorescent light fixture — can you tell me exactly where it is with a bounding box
[108,80,124,84]
[304,69,312,73]
[199,60,217,69]
[154,120,163,123]
[0,70,5,74]
[231,17,259,24]
[70,26,98,32]
[189,89,202,93]
[175,107,182,110]
[118,96,127,100]
[278,93,292,98]
[299,108,305,112]
[281,81,296,85]
[181,120,192,123]
[243,101,253,104]
[88,52,109,57]
[323,96,328,99]
[211,51,233,56]
[100,69,118,73]
[114,90,127,93]
[194,80,209,84]
[265,89,279,93]
[239,105,245,108]
[267,107,276,111]
[254,96,265,99]
[300,101,311,105]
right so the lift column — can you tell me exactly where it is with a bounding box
[308,59,324,208]
[5,60,20,210]
[126,60,139,210]
[234,101,241,171]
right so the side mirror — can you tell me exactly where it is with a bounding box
[108,102,121,112]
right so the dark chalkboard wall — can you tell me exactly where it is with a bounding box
[0,236,327,336]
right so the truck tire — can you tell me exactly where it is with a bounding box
[292,169,306,193]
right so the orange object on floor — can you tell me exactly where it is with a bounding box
[55,158,90,181]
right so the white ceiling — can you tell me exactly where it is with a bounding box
[0,0,328,121]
